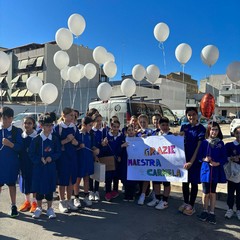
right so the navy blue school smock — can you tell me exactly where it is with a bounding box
[29,132,61,194]
[0,125,23,184]
[19,130,37,193]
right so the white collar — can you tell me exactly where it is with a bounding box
[233,140,240,146]
[0,124,12,131]
[108,132,121,137]
[159,131,169,136]
[59,121,75,128]
[92,127,103,132]
[22,130,38,139]
[40,131,52,141]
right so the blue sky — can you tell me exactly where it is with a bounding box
[0,0,239,84]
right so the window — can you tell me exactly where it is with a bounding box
[11,89,20,97]
[11,76,20,83]
[36,56,44,67]
[21,74,28,83]
[18,89,28,97]
[19,59,28,69]
[27,58,36,66]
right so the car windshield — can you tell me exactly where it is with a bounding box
[13,114,26,121]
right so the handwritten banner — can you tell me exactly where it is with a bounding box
[126,135,188,182]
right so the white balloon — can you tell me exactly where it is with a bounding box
[68,66,81,83]
[97,82,112,101]
[0,51,10,74]
[121,78,136,97]
[175,43,192,65]
[227,61,240,82]
[103,61,117,78]
[93,46,107,65]
[76,64,85,79]
[201,45,219,67]
[60,66,70,81]
[153,22,170,42]
[84,63,97,80]
[68,13,86,37]
[146,64,160,84]
[39,83,58,104]
[26,76,43,94]
[132,64,146,81]
[104,52,115,63]
[53,50,70,70]
[55,28,73,50]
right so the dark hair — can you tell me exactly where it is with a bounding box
[92,113,102,122]
[233,125,240,134]
[125,124,134,131]
[49,112,57,122]
[38,113,53,125]
[82,116,93,126]
[152,113,161,118]
[185,107,198,115]
[86,108,99,117]
[110,115,119,123]
[111,120,120,127]
[206,121,223,140]
[159,116,169,124]
[73,109,80,118]
[23,116,36,127]
[2,107,14,118]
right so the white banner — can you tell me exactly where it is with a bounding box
[126,135,188,182]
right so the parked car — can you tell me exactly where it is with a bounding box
[230,118,240,136]
[12,112,42,130]
[179,115,208,128]
[214,116,231,124]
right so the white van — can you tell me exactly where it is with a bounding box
[88,97,178,127]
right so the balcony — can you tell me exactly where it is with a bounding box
[219,89,240,96]
[217,102,240,107]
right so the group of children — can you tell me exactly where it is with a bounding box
[0,106,239,225]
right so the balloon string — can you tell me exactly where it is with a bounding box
[0,87,3,109]
[57,80,66,115]
[158,42,167,75]
[85,81,90,112]
[68,81,72,106]
[44,104,47,113]
[34,94,37,116]
[72,82,78,109]
[79,81,82,112]
[77,44,80,65]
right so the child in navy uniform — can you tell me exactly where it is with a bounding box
[100,120,123,201]
[120,124,137,201]
[19,116,38,213]
[0,107,23,217]
[89,114,107,201]
[29,114,61,219]
[197,121,227,224]
[178,107,206,216]
[54,107,81,213]
[147,117,172,210]
[74,117,99,207]
[225,126,240,220]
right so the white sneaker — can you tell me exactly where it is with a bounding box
[32,207,42,219]
[67,200,78,211]
[155,200,168,210]
[59,200,68,213]
[89,191,95,201]
[83,196,92,206]
[147,198,159,207]
[46,207,56,219]
[94,191,100,201]
[137,193,145,205]
[74,198,81,208]
[236,210,240,220]
[225,209,234,219]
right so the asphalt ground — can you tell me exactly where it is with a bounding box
[1,124,239,240]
